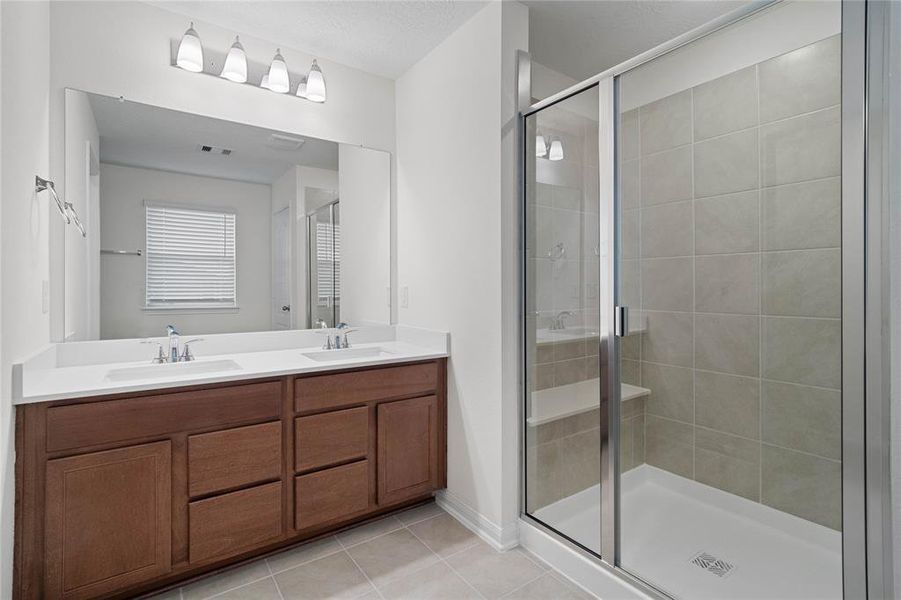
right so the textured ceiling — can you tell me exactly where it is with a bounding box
[524,0,751,82]
[149,0,488,79]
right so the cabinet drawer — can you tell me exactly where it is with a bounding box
[294,362,438,413]
[295,460,370,530]
[189,421,282,497]
[295,407,368,472]
[46,381,282,452]
[189,481,283,563]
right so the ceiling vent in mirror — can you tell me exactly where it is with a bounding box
[198,145,233,156]
[267,134,306,151]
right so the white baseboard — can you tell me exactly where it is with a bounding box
[435,490,519,551]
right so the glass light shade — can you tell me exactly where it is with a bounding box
[267,49,290,93]
[176,22,203,72]
[220,36,247,83]
[535,135,548,157]
[260,73,270,89]
[296,76,308,98]
[549,139,564,161]
[305,59,326,103]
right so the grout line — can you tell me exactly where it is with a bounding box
[265,559,286,600]
[498,571,550,599]
[337,538,387,600]
[404,521,487,600]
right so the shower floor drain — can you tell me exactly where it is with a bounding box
[690,552,735,578]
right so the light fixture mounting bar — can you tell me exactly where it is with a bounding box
[168,39,323,103]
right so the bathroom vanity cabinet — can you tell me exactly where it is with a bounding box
[14,359,447,600]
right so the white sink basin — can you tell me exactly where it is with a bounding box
[302,347,394,362]
[104,359,243,382]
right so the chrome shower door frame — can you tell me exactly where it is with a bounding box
[518,0,878,597]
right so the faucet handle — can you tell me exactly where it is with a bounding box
[141,339,167,363]
[180,338,204,362]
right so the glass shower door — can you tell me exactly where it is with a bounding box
[308,201,340,328]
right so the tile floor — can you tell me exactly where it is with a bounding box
[149,502,594,600]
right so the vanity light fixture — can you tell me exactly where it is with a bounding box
[176,22,204,72]
[296,75,308,98]
[548,138,564,161]
[220,36,247,83]
[260,73,270,90]
[267,49,290,93]
[305,59,326,103]
[536,134,548,158]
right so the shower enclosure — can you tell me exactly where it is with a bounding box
[520,2,879,598]
[307,200,340,328]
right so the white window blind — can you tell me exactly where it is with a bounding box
[145,204,236,307]
[315,221,340,306]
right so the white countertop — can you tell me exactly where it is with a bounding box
[13,326,449,405]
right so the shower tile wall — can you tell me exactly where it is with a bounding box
[621,36,842,529]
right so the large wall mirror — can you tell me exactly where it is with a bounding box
[63,89,390,340]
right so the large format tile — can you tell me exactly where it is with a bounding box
[694,190,759,255]
[762,249,840,318]
[396,502,445,526]
[694,314,759,377]
[377,561,480,600]
[621,159,640,210]
[760,106,840,187]
[694,128,759,198]
[641,201,693,258]
[407,513,479,558]
[622,209,639,259]
[275,551,374,600]
[641,362,693,422]
[640,90,692,155]
[695,428,760,502]
[762,317,841,388]
[336,515,403,548]
[761,444,841,530]
[181,560,271,600]
[641,146,692,206]
[622,109,640,161]
[268,536,343,574]
[445,542,545,599]
[505,572,593,600]
[759,35,841,123]
[762,177,840,251]
[762,380,841,460]
[621,260,640,308]
[645,416,693,478]
[641,311,693,367]
[641,258,693,311]
[346,528,440,587]
[695,370,760,439]
[695,254,760,315]
[693,66,758,140]
[218,578,281,600]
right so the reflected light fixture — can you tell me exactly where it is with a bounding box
[549,139,564,161]
[220,36,247,83]
[536,134,548,158]
[260,73,270,90]
[176,22,203,72]
[267,49,290,93]
[305,59,326,103]
[296,75,308,98]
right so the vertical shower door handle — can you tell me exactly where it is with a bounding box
[614,305,629,338]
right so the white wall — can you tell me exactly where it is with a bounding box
[63,89,100,341]
[0,2,51,596]
[396,0,527,545]
[339,145,391,325]
[48,0,397,341]
[272,166,300,329]
[99,164,271,339]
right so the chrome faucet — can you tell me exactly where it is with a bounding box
[550,311,574,331]
[180,338,204,362]
[167,325,180,362]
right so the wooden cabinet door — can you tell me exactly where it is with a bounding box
[377,396,439,505]
[44,441,172,600]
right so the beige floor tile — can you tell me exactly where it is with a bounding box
[407,513,478,557]
[181,560,271,600]
[446,542,545,599]
[378,561,480,599]
[513,548,551,572]
[395,501,445,526]
[268,536,343,574]
[337,515,403,548]
[347,528,440,587]
[217,577,281,600]
[146,589,182,600]
[275,551,374,600]
[504,573,594,599]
